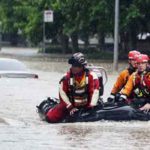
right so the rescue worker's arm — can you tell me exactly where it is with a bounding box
[120,74,134,98]
[88,72,100,107]
[59,74,73,110]
[111,70,129,95]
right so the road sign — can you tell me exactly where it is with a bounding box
[44,10,53,22]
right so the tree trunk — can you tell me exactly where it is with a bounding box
[71,32,79,53]
[129,27,137,50]
[60,33,69,54]
[120,32,130,52]
[98,31,105,51]
[84,36,89,50]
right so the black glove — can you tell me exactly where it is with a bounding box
[117,95,127,106]
[107,94,115,103]
[114,93,121,102]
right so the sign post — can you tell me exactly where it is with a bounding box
[43,10,53,53]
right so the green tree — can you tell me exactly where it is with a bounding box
[120,0,150,51]
[1,0,150,53]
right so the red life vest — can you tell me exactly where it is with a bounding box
[69,69,89,107]
[133,72,150,98]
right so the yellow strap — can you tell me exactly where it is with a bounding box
[74,73,86,89]
[133,72,136,86]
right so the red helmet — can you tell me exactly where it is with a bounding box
[134,54,141,62]
[136,54,149,63]
[128,50,140,60]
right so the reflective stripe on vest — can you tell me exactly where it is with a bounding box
[69,71,89,106]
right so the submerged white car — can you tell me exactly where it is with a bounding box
[0,58,38,78]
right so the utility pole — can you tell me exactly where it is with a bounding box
[113,0,119,72]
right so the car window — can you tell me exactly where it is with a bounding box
[0,59,28,71]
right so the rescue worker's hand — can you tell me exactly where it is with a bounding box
[140,103,150,113]
[107,94,115,103]
[70,108,79,116]
[118,94,127,105]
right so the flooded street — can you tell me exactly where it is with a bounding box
[0,51,150,150]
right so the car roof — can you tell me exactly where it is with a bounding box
[0,58,28,71]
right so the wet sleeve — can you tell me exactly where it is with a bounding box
[121,75,134,97]
[88,72,100,107]
[59,75,73,110]
[111,70,128,95]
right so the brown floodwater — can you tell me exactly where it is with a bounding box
[0,51,150,150]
